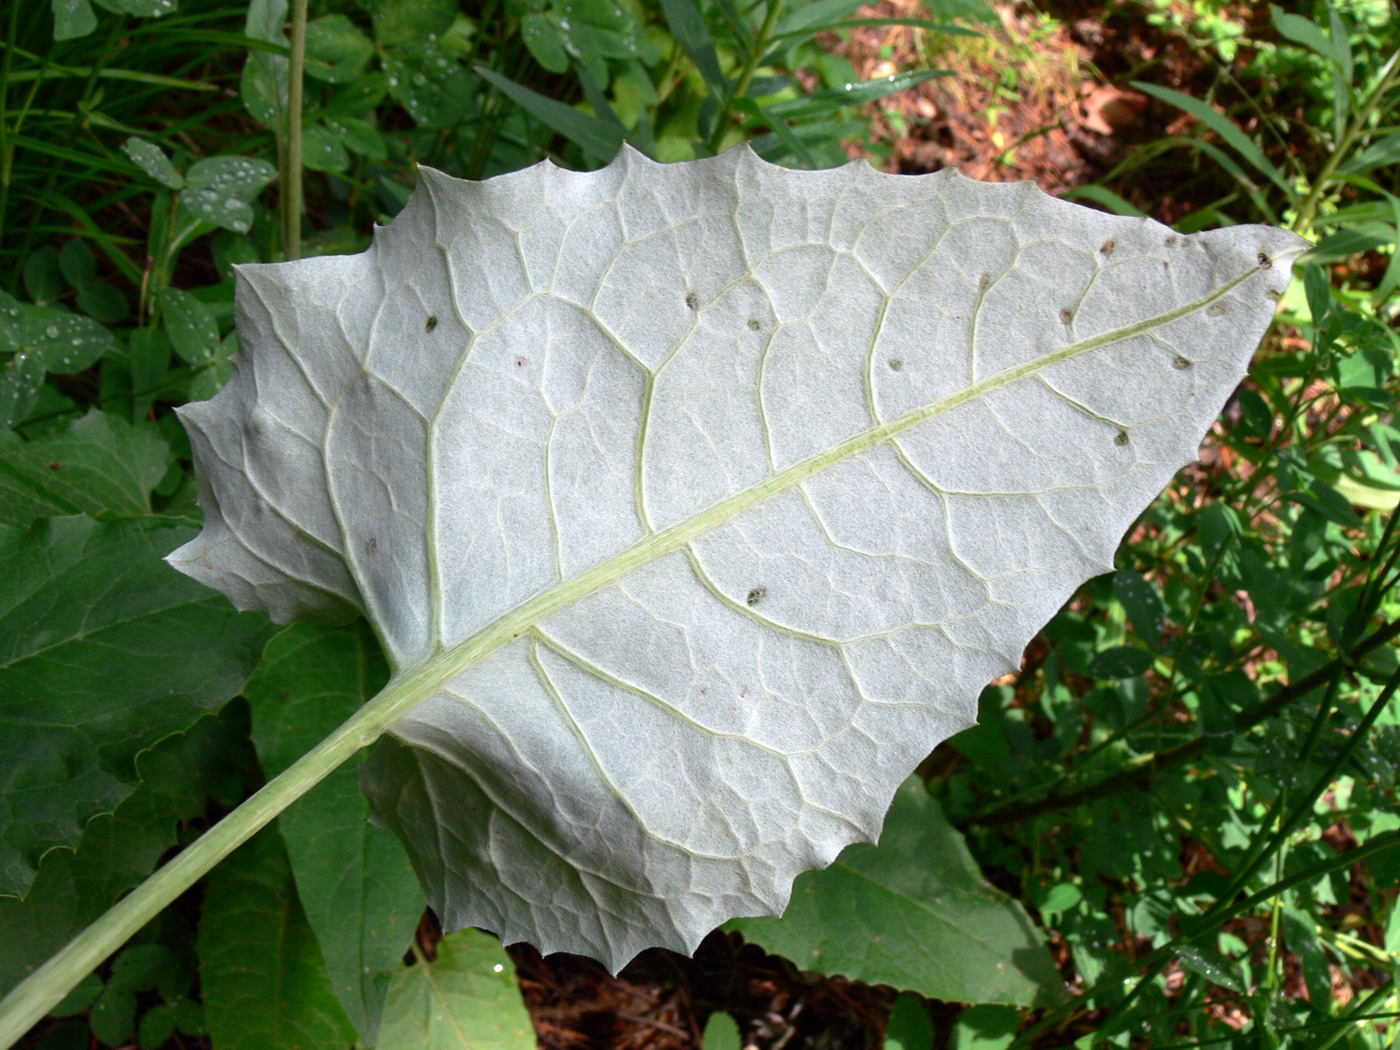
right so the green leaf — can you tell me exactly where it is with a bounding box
[51,0,98,40]
[92,0,179,18]
[659,0,727,97]
[377,930,534,1050]
[180,156,278,235]
[0,290,116,375]
[884,994,933,1050]
[22,247,66,305]
[365,0,456,49]
[241,0,288,132]
[304,14,374,84]
[1339,132,1400,175]
[703,1011,741,1050]
[0,410,169,527]
[122,137,185,190]
[730,778,1064,1006]
[0,351,48,430]
[948,1005,1018,1050]
[1131,82,1291,195]
[199,828,358,1050]
[160,289,221,366]
[0,517,266,898]
[475,66,623,159]
[58,242,97,291]
[1088,645,1154,679]
[302,123,351,174]
[383,46,471,128]
[246,622,423,1044]
[1112,570,1166,646]
[521,12,569,75]
[767,70,947,119]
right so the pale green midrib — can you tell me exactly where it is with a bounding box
[369,261,1267,729]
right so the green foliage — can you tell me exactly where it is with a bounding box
[1,0,1398,1048]
[731,779,1063,1007]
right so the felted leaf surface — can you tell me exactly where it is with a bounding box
[729,778,1062,1006]
[169,145,1307,970]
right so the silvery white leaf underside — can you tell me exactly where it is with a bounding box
[170,145,1307,970]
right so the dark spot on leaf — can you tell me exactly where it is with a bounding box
[1257,252,1271,269]
[888,358,903,371]
[425,315,438,332]
[1173,355,1192,370]
[48,461,62,470]
[747,319,760,331]
[978,274,990,291]
[685,291,699,310]
[1060,308,1073,324]
[746,586,766,606]
[365,536,378,555]
[1207,302,1227,316]
[515,355,527,368]
[1115,430,1130,446]
[1100,239,1115,256]
[1165,235,1178,246]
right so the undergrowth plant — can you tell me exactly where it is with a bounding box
[0,2,1396,1050]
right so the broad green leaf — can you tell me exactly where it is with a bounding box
[161,289,221,366]
[51,0,98,40]
[0,410,168,527]
[0,706,247,996]
[521,12,569,75]
[884,994,933,1050]
[702,1011,741,1050]
[304,14,375,84]
[383,46,470,128]
[302,123,351,174]
[0,291,115,376]
[180,156,279,235]
[1112,569,1166,646]
[198,828,357,1050]
[245,622,423,1044]
[731,778,1063,1006]
[122,137,185,190]
[0,517,265,898]
[365,0,457,49]
[58,242,97,290]
[170,145,1306,971]
[241,0,289,133]
[377,930,534,1050]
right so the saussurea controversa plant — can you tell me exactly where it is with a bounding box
[0,145,1308,1044]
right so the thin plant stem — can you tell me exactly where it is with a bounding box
[705,0,783,154]
[1293,46,1400,233]
[282,0,308,260]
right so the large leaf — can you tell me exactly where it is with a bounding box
[0,517,266,898]
[0,410,168,528]
[0,706,246,995]
[170,145,1307,970]
[377,930,535,1050]
[198,827,357,1050]
[730,778,1062,1006]
[245,622,424,1044]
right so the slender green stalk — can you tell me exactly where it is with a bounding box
[0,665,429,1049]
[705,0,784,154]
[282,0,308,260]
[1292,47,1400,234]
